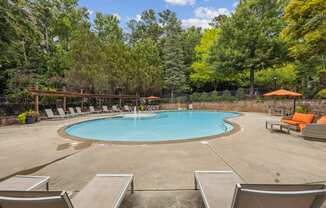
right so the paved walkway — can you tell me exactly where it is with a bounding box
[1,112,326,207]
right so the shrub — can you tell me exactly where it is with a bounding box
[17,112,27,124]
[235,88,246,100]
[296,105,307,113]
[316,89,326,98]
[17,111,40,124]
[221,90,235,101]
[200,92,210,102]
[210,91,220,102]
[190,92,201,102]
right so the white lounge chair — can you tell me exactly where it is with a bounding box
[89,106,101,114]
[68,107,81,117]
[57,108,73,118]
[112,105,121,112]
[0,175,49,191]
[194,171,326,208]
[45,109,65,119]
[124,105,131,112]
[0,174,134,208]
[102,105,111,113]
[75,107,89,115]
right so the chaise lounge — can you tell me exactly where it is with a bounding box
[89,106,102,114]
[0,175,50,191]
[282,112,314,131]
[0,174,134,208]
[194,171,326,208]
[45,109,65,119]
[75,107,89,115]
[302,116,326,141]
[57,108,74,118]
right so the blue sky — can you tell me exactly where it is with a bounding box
[78,0,239,29]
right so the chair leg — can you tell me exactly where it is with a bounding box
[131,180,134,194]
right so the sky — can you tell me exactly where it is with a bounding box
[78,0,239,29]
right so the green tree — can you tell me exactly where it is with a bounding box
[180,27,202,85]
[127,9,162,44]
[191,28,220,89]
[282,0,326,90]
[159,10,187,100]
[94,13,123,42]
[210,0,287,96]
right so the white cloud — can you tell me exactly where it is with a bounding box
[181,18,211,29]
[113,13,121,20]
[165,0,195,6]
[232,1,239,8]
[194,7,231,19]
[181,6,232,29]
[135,14,142,21]
[87,9,94,16]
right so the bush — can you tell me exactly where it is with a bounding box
[221,90,235,101]
[17,112,27,124]
[296,105,307,113]
[210,91,220,102]
[17,110,40,124]
[316,89,326,98]
[235,88,246,100]
[190,92,201,102]
[200,92,210,102]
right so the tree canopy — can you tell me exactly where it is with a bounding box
[0,0,325,99]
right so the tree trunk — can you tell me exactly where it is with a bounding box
[249,68,255,97]
[170,89,174,103]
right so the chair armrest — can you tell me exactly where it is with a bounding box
[281,116,292,121]
[302,124,326,140]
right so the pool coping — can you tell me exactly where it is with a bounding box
[57,110,242,145]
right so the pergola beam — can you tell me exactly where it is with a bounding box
[29,89,139,99]
[29,88,140,113]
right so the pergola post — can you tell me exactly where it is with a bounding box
[63,86,67,111]
[80,89,84,110]
[34,85,39,113]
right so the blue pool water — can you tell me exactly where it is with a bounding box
[65,111,239,142]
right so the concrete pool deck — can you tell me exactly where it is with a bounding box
[1,112,326,207]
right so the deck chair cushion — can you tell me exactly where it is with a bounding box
[317,116,326,124]
[292,113,314,124]
[232,184,326,208]
[0,191,73,208]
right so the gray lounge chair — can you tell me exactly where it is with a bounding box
[0,175,49,191]
[89,106,101,114]
[102,105,111,113]
[194,171,326,208]
[57,108,73,118]
[75,107,89,115]
[0,174,134,208]
[45,109,65,119]
[112,105,121,112]
[68,107,81,117]
[302,124,326,141]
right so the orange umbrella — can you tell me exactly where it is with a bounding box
[145,96,160,100]
[263,89,302,97]
[263,89,302,114]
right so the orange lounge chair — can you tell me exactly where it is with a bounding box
[282,112,314,131]
[299,115,326,131]
[302,116,326,140]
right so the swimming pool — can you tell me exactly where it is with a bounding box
[64,111,239,143]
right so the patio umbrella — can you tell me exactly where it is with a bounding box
[263,89,302,114]
[145,96,160,100]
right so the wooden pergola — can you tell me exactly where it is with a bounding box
[29,88,139,113]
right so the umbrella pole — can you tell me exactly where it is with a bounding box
[293,98,296,114]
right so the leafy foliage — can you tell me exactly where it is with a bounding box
[0,0,325,100]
